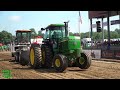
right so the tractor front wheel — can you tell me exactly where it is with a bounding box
[76,52,91,69]
[53,54,68,72]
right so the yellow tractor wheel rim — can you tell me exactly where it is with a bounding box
[30,48,34,65]
[55,59,60,67]
[79,57,85,65]
[42,51,45,64]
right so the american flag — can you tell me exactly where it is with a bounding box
[79,11,82,24]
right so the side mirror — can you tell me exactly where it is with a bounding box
[41,28,45,31]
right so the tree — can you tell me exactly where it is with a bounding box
[72,28,120,41]
[81,33,84,39]
[74,33,80,36]
[29,28,37,38]
[115,28,120,34]
[0,30,12,44]
[110,31,119,39]
[93,32,100,40]
[80,32,89,38]
[69,32,74,36]
[38,30,44,37]
[103,30,108,39]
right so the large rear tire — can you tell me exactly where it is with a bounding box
[76,52,91,69]
[41,45,53,68]
[53,54,68,72]
[29,45,41,69]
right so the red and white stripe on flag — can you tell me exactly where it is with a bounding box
[79,11,82,24]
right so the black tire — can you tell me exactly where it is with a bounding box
[76,52,91,69]
[12,53,14,57]
[29,45,42,69]
[41,45,53,68]
[15,52,20,62]
[53,54,68,72]
[19,51,30,66]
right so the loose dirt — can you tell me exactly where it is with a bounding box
[0,51,120,79]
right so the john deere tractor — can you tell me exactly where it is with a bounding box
[29,21,91,72]
[11,30,32,66]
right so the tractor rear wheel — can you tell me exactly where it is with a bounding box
[76,52,91,69]
[29,45,41,69]
[53,54,68,72]
[41,45,53,68]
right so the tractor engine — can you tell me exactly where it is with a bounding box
[59,36,81,66]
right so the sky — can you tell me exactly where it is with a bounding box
[0,11,120,35]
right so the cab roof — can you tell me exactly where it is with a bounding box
[16,30,31,32]
[46,24,65,29]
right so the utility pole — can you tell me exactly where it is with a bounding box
[90,18,93,49]
[78,11,82,39]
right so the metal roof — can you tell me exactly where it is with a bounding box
[46,24,65,28]
[89,11,120,19]
[16,30,31,32]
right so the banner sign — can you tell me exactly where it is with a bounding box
[111,20,120,25]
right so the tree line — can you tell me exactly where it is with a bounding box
[1,28,120,45]
[0,28,42,45]
[70,28,120,41]
[0,30,13,45]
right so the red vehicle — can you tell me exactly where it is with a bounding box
[0,43,3,46]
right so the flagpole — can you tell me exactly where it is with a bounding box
[119,14,120,30]
[79,11,81,39]
[88,19,90,38]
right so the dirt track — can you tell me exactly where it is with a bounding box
[0,51,120,79]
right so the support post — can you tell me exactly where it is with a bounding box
[107,11,110,50]
[102,17,104,48]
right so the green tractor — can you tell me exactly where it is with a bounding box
[29,21,91,72]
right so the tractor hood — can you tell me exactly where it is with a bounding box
[67,36,81,50]
[68,36,80,40]
[60,36,80,43]
[59,35,81,55]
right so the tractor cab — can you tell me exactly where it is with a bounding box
[41,24,66,49]
[43,24,65,39]
[15,30,31,45]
